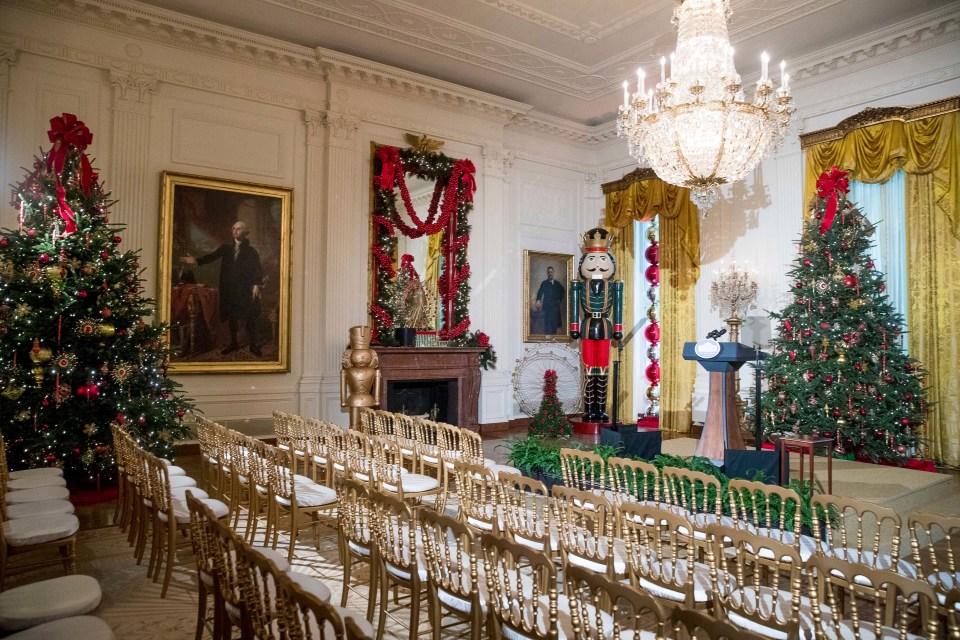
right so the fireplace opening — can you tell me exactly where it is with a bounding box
[385,379,458,425]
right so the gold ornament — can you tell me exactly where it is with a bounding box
[2,386,24,400]
[836,348,847,364]
[404,133,445,153]
[76,319,100,337]
[32,366,43,385]
[646,224,659,243]
[29,339,52,363]
[83,423,97,436]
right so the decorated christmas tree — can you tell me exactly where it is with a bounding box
[0,113,193,478]
[529,369,572,438]
[755,166,927,462]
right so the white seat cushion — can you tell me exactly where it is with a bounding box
[5,615,114,640]
[288,571,332,603]
[0,575,102,630]
[174,487,210,501]
[158,498,228,524]
[168,475,198,489]
[2,513,79,546]
[564,536,628,575]
[8,467,63,480]
[636,556,712,603]
[6,475,67,491]
[381,472,440,495]
[5,485,70,504]
[5,499,75,520]
[484,460,520,479]
[162,463,187,477]
[275,482,337,508]
[500,594,655,640]
[436,563,488,614]
[754,528,820,563]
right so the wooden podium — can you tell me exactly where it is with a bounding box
[683,341,763,463]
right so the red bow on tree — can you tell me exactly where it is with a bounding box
[375,146,400,190]
[46,113,97,234]
[816,166,849,235]
[457,159,477,202]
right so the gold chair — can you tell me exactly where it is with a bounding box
[267,447,338,562]
[276,568,376,640]
[344,430,374,485]
[419,508,486,640]
[559,447,607,494]
[274,410,293,453]
[185,491,222,640]
[460,428,519,479]
[305,418,332,486]
[606,456,660,506]
[706,523,806,639]
[209,512,252,639]
[811,494,910,573]
[727,478,817,562]
[357,407,377,436]
[372,410,395,440]
[413,417,442,478]
[499,476,555,556]
[661,466,727,536]
[370,490,427,640]
[806,553,940,639]
[552,486,626,581]
[481,531,560,640]
[455,462,503,534]
[566,564,667,640]
[0,502,78,589]
[908,511,960,607]
[335,477,378,620]
[244,437,273,544]
[671,608,766,640]
[619,501,713,612]
[371,436,442,508]
[288,414,312,479]
[392,414,419,466]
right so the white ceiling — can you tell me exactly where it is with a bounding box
[139,0,954,124]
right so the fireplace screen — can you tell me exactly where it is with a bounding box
[385,379,458,424]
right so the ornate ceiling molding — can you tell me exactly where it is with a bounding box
[474,0,668,43]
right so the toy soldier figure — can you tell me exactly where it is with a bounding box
[569,228,623,423]
[340,325,382,427]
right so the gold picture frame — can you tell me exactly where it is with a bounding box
[158,172,292,373]
[523,250,574,343]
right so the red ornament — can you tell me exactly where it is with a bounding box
[784,320,793,330]
[789,350,797,361]
[884,374,893,383]
[795,282,803,289]
[821,323,829,329]
[113,236,122,243]
[78,291,87,298]
[843,274,858,288]
[904,363,913,371]
[833,409,841,417]
[100,251,109,259]
[877,394,884,401]
[803,259,812,267]
[26,229,37,237]
[901,418,910,425]
[905,394,912,400]
[643,244,659,264]
[76,383,100,399]
[645,362,661,385]
[859,407,866,416]
[138,416,146,425]
[803,329,813,337]
[644,265,659,286]
[841,241,849,250]
[878,284,886,292]
[825,375,833,384]
[39,253,50,264]
[0,238,7,247]
[177,410,185,417]
[780,376,788,384]
[643,322,661,344]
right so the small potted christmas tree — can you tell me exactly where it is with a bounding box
[529,369,572,438]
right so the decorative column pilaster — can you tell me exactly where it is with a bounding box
[109,71,156,264]
[0,46,19,203]
[297,109,327,416]
[319,110,360,422]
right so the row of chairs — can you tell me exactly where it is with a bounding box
[0,435,77,589]
[185,492,370,640]
[111,423,228,597]
[194,418,338,562]
[559,448,960,601]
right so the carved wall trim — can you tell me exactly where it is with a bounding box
[601,168,659,194]
[800,95,960,148]
[109,70,157,116]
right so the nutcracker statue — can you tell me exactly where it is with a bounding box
[340,325,382,428]
[570,228,624,423]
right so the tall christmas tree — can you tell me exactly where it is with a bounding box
[1,113,193,478]
[755,166,927,462]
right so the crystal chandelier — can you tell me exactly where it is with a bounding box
[616,0,794,212]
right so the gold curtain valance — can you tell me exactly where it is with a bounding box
[802,96,960,466]
[602,169,700,433]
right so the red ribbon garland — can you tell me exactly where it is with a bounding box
[374,146,400,190]
[816,166,849,235]
[46,114,96,234]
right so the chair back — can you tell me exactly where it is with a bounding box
[619,502,701,605]
[370,436,409,499]
[499,480,552,553]
[671,608,766,640]
[144,451,173,518]
[498,471,548,496]
[392,414,418,457]
[559,447,606,492]
[419,509,483,614]
[370,490,419,581]
[344,430,373,484]
[185,491,218,582]
[806,553,940,639]
[276,570,347,640]
[481,531,558,640]
[552,486,617,577]
[372,410,395,439]
[356,407,377,436]
[437,422,463,469]
[236,534,287,640]
[812,494,903,569]
[661,465,723,525]
[707,524,803,639]
[274,410,292,449]
[266,446,298,504]
[326,425,349,482]
[209,512,250,628]
[336,477,374,554]
[459,428,486,467]
[908,511,960,598]
[607,456,660,505]
[566,565,666,639]
[456,462,501,533]
[413,418,441,467]
[246,438,272,496]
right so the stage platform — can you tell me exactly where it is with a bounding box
[663,437,960,520]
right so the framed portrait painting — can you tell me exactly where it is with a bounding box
[523,250,574,343]
[158,172,292,373]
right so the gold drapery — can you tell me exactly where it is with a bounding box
[604,169,701,433]
[801,99,960,465]
[606,226,634,422]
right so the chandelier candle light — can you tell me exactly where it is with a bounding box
[616,0,794,212]
[710,261,759,430]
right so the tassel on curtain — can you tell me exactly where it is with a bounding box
[800,97,960,466]
[603,169,701,433]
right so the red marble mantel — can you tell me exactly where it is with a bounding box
[374,347,484,432]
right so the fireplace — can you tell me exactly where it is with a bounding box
[374,347,485,431]
[386,379,457,423]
